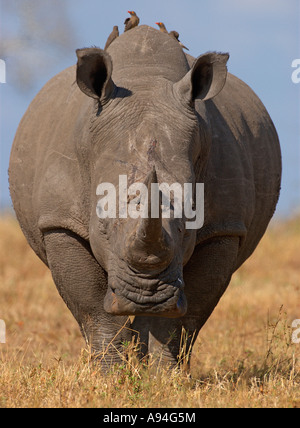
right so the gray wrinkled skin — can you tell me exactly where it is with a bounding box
[9,26,281,369]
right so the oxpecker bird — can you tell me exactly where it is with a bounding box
[124,11,140,32]
[156,22,168,33]
[104,26,119,51]
[155,22,189,51]
[169,30,189,51]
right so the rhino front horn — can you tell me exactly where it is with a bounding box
[126,167,174,272]
[136,166,162,242]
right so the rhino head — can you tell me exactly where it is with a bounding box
[75,27,229,318]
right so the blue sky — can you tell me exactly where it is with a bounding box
[0,0,299,218]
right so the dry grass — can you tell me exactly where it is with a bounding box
[0,215,300,408]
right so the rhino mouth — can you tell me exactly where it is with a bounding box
[104,265,187,318]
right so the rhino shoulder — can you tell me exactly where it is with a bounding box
[9,65,91,260]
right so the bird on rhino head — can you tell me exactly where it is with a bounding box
[124,11,140,32]
[104,26,119,51]
[156,22,189,50]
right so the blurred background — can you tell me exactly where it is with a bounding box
[0,0,299,218]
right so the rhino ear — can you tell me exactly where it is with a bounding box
[76,48,116,103]
[174,52,229,104]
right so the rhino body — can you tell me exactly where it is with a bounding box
[9,26,281,367]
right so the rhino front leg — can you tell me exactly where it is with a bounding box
[132,236,240,369]
[44,230,132,369]
[132,316,200,369]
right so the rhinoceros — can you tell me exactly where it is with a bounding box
[9,26,281,369]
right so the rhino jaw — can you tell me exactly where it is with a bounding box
[103,276,187,318]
